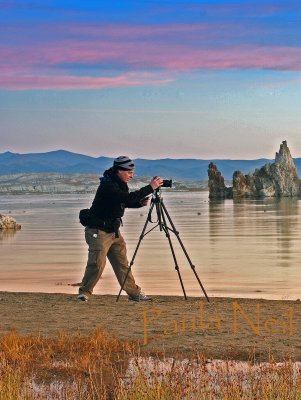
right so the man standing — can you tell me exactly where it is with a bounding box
[78,156,163,302]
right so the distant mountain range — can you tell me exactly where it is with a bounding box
[1,150,301,180]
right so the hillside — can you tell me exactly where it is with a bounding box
[1,150,300,181]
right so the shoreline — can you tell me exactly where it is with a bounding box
[1,291,300,362]
[0,187,209,195]
[0,287,299,302]
[0,174,210,195]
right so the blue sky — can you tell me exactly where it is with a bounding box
[1,0,301,159]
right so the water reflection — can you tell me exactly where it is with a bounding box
[272,198,299,267]
[208,199,230,243]
[209,197,300,263]
[0,229,19,241]
[0,193,300,299]
[230,197,300,268]
[208,196,301,298]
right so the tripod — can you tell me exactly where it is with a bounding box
[116,188,209,302]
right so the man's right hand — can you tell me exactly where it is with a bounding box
[150,176,164,190]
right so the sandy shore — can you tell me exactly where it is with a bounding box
[0,292,300,361]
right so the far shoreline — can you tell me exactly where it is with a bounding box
[0,188,210,195]
[0,173,212,195]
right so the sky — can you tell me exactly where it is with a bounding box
[1,0,301,159]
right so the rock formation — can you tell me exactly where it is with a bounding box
[0,214,21,230]
[208,141,301,199]
[208,162,233,199]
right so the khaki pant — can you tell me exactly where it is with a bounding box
[79,228,141,296]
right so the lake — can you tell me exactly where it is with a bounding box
[0,191,300,300]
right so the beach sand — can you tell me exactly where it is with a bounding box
[0,292,300,362]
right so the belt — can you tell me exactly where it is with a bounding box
[89,218,121,238]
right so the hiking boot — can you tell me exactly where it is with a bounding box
[77,293,89,302]
[128,292,152,302]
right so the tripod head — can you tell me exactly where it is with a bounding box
[147,188,164,229]
[153,187,162,198]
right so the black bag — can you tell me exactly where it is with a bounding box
[79,208,91,226]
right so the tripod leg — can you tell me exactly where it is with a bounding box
[116,201,156,302]
[160,210,187,299]
[154,200,163,231]
[161,201,210,302]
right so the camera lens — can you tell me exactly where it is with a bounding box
[162,179,172,188]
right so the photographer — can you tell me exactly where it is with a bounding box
[78,156,163,302]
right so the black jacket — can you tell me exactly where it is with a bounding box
[89,168,153,228]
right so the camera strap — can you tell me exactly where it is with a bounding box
[113,218,122,238]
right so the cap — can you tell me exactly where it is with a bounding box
[113,156,135,171]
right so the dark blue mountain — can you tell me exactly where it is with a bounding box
[0,150,300,180]
[0,150,113,174]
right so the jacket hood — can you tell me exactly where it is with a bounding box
[101,167,115,181]
[100,167,128,190]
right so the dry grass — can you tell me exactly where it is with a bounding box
[0,328,133,399]
[0,329,300,399]
[118,356,301,400]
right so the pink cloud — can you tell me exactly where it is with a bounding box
[161,46,301,71]
[2,40,301,71]
[2,43,301,90]
[0,72,171,90]
[1,19,301,90]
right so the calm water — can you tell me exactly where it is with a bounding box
[0,192,300,300]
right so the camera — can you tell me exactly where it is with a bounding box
[153,177,172,188]
[162,179,172,188]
